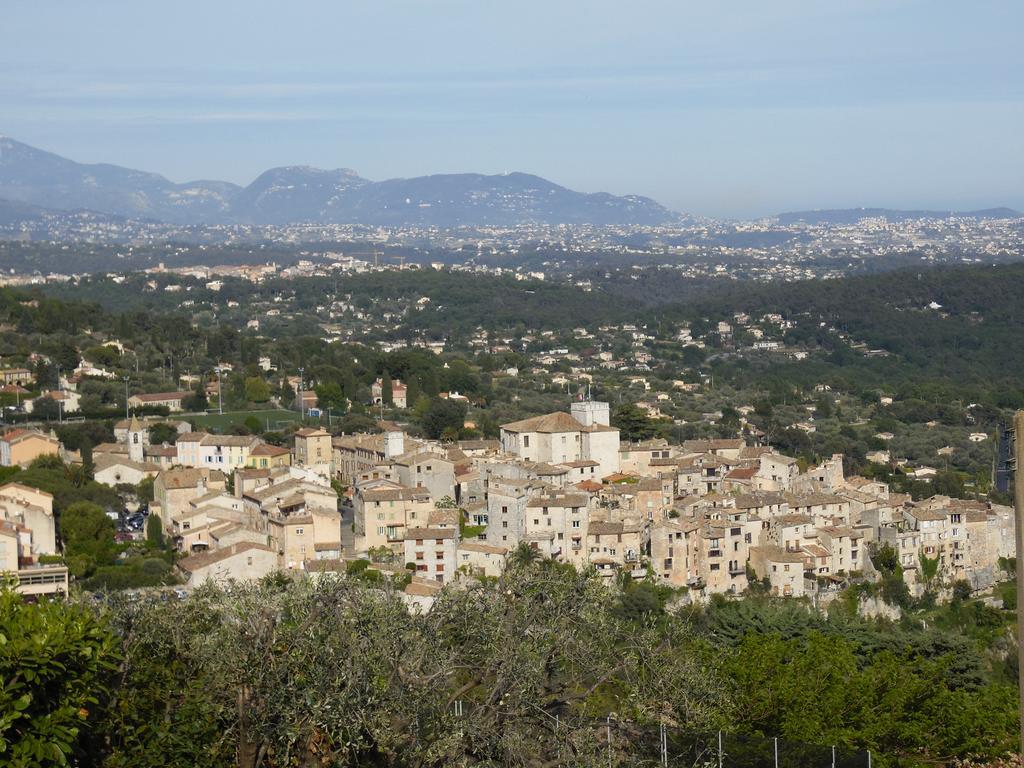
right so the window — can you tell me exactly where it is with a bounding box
[295,528,304,536]
[710,563,720,571]
[435,564,444,572]
[415,552,424,560]
[572,520,581,528]
[247,556,253,566]
[435,539,443,545]
[523,436,530,448]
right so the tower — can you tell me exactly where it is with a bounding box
[128,415,145,463]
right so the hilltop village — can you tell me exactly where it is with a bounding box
[3,392,1012,609]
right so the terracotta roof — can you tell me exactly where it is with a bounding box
[251,443,290,456]
[404,579,443,597]
[176,542,274,572]
[458,541,508,555]
[130,391,190,402]
[500,411,584,433]
[405,527,457,540]
[526,494,589,508]
[750,545,806,564]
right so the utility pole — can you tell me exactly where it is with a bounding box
[216,368,224,415]
[123,376,130,421]
[1014,409,1024,756]
[298,367,305,419]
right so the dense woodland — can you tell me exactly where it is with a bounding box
[3,555,1019,768]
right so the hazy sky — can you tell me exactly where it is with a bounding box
[2,1,1022,218]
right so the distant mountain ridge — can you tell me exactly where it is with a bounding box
[776,207,1021,225]
[0,136,678,227]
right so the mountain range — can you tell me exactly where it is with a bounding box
[0,137,678,227]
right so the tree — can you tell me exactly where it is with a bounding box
[0,589,120,767]
[146,513,164,546]
[314,381,348,412]
[30,396,61,421]
[381,370,393,406]
[98,565,724,767]
[183,380,208,412]
[137,476,154,505]
[149,422,178,446]
[421,397,467,440]
[612,403,659,441]
[60,501,117,578]
[244,377,271,403]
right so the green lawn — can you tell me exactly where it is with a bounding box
[188,409,303,432]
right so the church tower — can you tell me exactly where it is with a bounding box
[128,415,145,463]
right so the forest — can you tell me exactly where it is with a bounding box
[2,554,1019,768]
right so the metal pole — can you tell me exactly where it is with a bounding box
[832,744,836,768]
[718,731,723,768]
[607,716,612,768]
[867,749,871,768]
[773,737,778,768]
[1015,410,1024,756]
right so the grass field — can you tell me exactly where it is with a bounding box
[188,409,303,432]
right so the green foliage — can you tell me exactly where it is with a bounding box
[60,501,117,578]
[723,631,1016,764]
[612,402,660,441]
[951,580,972,602]
[0,589,120,766]
[420,397,467,440]
[145,514,163,546]
[919,552,940,583]
[243,377,270,403]
[136,476,154,504]
[148,422,178,446]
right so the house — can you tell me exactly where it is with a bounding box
[127,391,191,412]
[23,389,81,414]
[0,483,57,555]
[248,443,292,469]
[499,401,620,479]
[293,427,332,473]
[391,450,456,501]
[354,482,433,554]
[0,367,33,386]
[456,541,507,579]
[153,468,227,529]
[93,455,161,487]
[749,545,807,598]
[176,542,278,586]
[402,577,444,612]
[0,429,60,467]
[371,378,408,409]
[175,433,263,469]
[0,484,67,597]
[403,527,458,583]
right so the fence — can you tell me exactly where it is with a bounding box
[449,702,873,768]
[605,722,872,768]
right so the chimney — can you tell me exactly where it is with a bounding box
[384,430,405,459]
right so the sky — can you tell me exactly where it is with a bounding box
[1,0,1022,219]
